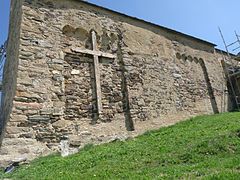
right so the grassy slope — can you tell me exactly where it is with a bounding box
[1,112,240,179]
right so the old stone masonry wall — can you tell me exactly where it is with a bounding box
[0,0,230,166]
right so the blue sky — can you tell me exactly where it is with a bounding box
[1,0,240,52]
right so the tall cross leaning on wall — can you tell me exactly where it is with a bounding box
[71,30,117,116]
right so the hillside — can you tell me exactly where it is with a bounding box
[1,112,240,179]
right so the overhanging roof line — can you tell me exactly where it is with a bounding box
[76,0,217,47]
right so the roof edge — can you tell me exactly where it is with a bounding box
[215,48,236,57]
[77,0,217,47]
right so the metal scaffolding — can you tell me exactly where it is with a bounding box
[219,28,240,110]
[0,41,7,91]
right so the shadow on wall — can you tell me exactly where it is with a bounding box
[199,58,219,114]
[176,53,223,114]
[220,60,238,112]
[117,29,135,131]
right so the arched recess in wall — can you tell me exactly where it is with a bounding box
[175,52,219,114]
[62,25,89,41]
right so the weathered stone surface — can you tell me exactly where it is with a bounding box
[60,140,69,157]
[0,138,51,168]
[0,0,234,166]
[71,69,80,75]
[52,120,72,129]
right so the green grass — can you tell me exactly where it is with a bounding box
[1,112,240,179]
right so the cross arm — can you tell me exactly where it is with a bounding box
[71,47,117,59]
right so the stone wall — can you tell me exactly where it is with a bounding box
[0,0,232,166]
[0,0,23,146]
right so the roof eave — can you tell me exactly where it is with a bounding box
[76,0,217,47]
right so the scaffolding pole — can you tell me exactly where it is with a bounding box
[219,28,240,111]
[0,41,7,90]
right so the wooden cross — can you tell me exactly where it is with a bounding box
[71,30,116,115]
